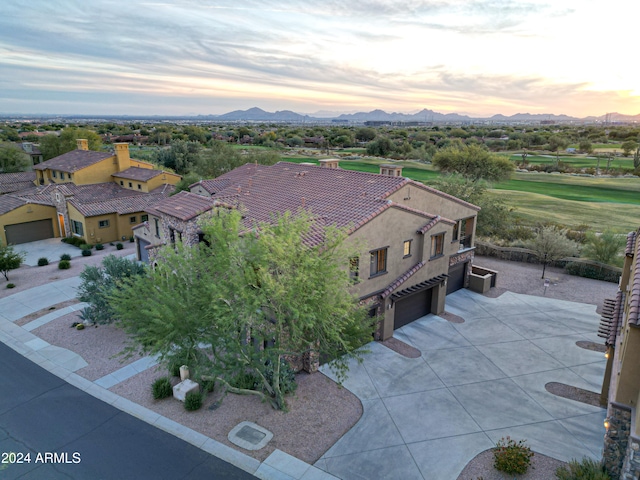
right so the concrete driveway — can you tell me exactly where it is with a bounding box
[318,289,606,480]
[13,238,83,266]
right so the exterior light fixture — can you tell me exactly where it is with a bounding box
[604,418,611,430]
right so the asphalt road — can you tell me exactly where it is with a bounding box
[0,342,256,480]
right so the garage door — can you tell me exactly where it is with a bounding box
[5,219,54,245]
[394,287,433,330]
[137,238,150,263]
[447,262,467,294]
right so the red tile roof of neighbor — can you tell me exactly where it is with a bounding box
[626,231,636,257]
[0,172,36,194]
[34,150,113,173]
[113,167,163,182]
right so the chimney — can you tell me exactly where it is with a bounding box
[318,159,339,169]
[77,139,89,151]
[113,143,131,172]
[379,164,403,177]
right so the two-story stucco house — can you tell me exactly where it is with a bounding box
[0,140,181,245]
[134,159,479,341]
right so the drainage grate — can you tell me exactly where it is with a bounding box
[227,421,273,451]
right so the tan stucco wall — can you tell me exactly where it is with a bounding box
[0,204,58,245]
[133,214,163,246]
[615,326,640,407]
[70,156,119,185]
[190,184,211,197]
[67,204,88,242]
[388,184,479,222]
[346,207,455,299]
[83,213,118,244]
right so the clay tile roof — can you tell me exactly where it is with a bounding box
[629,236,640,326]
[0,195,28,215]
[34,150,112,173]
[152,191,215,222]
[626,231,637,257]
[381,261,427,299]
[0,172,36,194]
[113,167,163,182]
[418,215,441,234]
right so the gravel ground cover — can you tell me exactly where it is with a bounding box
[31,311,144,381]
[109,366,362,464]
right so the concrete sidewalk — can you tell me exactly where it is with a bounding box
[0,277,336,480]
[319,289,606,480]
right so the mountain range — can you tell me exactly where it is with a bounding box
[208,107,640,124]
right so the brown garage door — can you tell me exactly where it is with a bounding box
[394,287,433,330]
[5,219,54,245]
[447,262,467,294]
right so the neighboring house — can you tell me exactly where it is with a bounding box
[0,172,36,195]
[19,142,44,167]
[0,140,180,245]
[601,227,640,478]
[134,160,479,342]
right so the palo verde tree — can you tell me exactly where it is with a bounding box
[431,144,514,182]
[110,209,372,410]
[77,255,147,324]
[0,241,25,281]
[527,226,579,279]
[582,230,626,267]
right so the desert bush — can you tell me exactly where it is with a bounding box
[264,359,297,395]
[493,437,534,475]
[555,457,610,479]
[60,253,72,261]
[152,377,172,400]
[184,391,203,411]
[229,371,260,390]
[6,283,15,289]
[116,243,124,250]
[37,257,49,266]
[81,249,92,257]
[58,260,71,269]
[95,243,104,250]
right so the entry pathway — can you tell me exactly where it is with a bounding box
[319,289,606,480]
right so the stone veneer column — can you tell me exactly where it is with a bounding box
[603,403,631,479]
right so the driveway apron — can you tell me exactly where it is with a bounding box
[319,289,606,480]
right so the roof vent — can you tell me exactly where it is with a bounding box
[318,159,339,169]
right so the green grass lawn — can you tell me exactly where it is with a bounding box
[508,154,634,170]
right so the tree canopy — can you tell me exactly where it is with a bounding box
[431,145,514,182]
[527,226,579,278]
[0,241,24,281]
[0,143,30,173]
[110,209,372,410]
[582,230,625,267]
[39,128,102,160]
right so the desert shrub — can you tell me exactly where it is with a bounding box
[6,283,15,289]
[129,236,135,243]
[80,243,92,250]
[152,377,172,400]
[116,243,124,250]
[565,262,621,283]
[81,249,92,257]
[37,257,49,266]
[95,243,104,250]
[264,359,297,395]
[555,457,610,479]
[60,253,72,261]
[184,391,203,411]
[202,379,215,394]
[493,437,534,475]
[58,260,71,269]
[229,371,260,390]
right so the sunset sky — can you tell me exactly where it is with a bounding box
[1,0,638,118]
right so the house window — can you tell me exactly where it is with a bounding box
[403,240,412,258]
[169,228,182,245]
[430,233,444,258]
[137,184,142,190]
[154,218,160,237]
[128,182,133,188]
[120,180,124,186]
[52,170,57,178]
[99,220,110,228]
[370,248,387,277]
[452,222,459,242]
[130,216,137,224]
[349,256,359,283]
[459,217,474,249]
[71,220,84,237]
[141,214,148,222]
[60,172,65,180]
